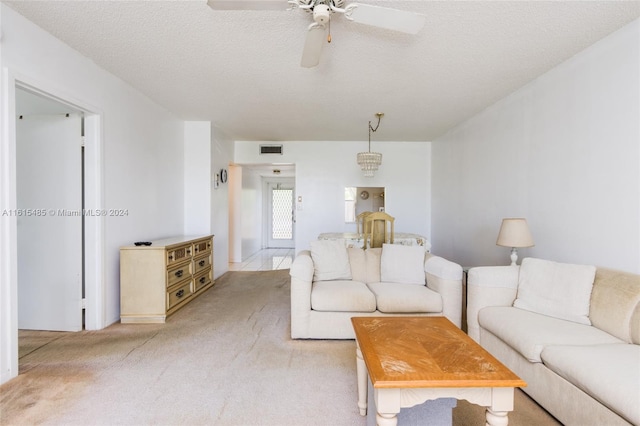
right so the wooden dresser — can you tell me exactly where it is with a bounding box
[120,235,214,323]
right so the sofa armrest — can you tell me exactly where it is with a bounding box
[290,250,314,282]
[467,265,519,342]
[289,250,314,338]
[424,254,463,328]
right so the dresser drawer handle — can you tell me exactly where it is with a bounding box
[198,260,206,267]
[199,277,206,284]
[176,289,185,298]
[175,270,184,278]
[168,255,174,261]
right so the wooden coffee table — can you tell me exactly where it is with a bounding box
[352,316,526,426]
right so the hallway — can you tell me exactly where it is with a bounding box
[228,248,294,271]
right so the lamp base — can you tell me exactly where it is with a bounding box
[510,247,519,266]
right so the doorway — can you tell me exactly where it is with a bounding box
[266,180,295,249]
[228,164,295,267]
[15,88,84,332]
[1,79,104,383]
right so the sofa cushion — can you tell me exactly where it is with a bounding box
[513,258,596,325]
[347,248,382,285]
[380,244,425,285]
[310,239,352,281]
[367,282,442,313]
[479,306,623,362]
[348,247,367,283]
[311,281,376,312]
[589,268,640,344]
[541,344,640,425]
[365,248,382,284]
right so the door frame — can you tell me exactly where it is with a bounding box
[0,71,105,383]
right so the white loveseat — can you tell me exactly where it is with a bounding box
[289,240,463,339]
[467,258,640,426]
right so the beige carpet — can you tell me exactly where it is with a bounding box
[1,270,560,426]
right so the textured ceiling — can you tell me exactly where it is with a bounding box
[5,0,640,142]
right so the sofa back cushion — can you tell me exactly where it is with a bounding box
[513,258,596,325]
[310,239,352,281]
[590,268,640,344]
[347,247,381,284]
[365,248,382,284]
[380,244,426,285]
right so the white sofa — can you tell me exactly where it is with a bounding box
[467,257,640,426]
[289,241,463,339]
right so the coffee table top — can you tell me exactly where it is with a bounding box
[352,316,526,389]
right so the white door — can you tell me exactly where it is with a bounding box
[16,113,83,331]
[267,182,295,249]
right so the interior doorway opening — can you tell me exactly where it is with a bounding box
[16,88,85,332]
[228,164,295,264]
[8,83,104,380]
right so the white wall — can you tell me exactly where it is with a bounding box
[432,19,640,273]
[234,141,431,253]
[184,121,212,235]
[210,125,234,277]
[238,167,264,258]
[0,5,185,384]
[228,165,243,262]
[183,121,233,277]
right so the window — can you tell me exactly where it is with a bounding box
[345,187,357,223]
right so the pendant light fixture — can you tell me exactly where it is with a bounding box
[357,112,384,177]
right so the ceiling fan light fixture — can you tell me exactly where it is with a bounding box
[313,4,330,24]
[357,112,384,177]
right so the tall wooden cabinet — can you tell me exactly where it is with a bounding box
[120,235,214,323]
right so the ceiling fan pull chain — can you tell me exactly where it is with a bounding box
[328,18,332,43]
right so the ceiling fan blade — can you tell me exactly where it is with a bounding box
[346,3,425,35]
[206,0,289,10]
[301,23,326,68]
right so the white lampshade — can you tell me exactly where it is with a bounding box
[496,218,534,248]
[496,218,534,266]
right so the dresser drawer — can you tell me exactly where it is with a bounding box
[194,268,212,292]
[167,261,192,288]
[167,243,192,266]
[193,238,212,256]
[167,281,192,310]
[193,253,212,274]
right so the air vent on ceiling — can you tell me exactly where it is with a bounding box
[260,144,283,155]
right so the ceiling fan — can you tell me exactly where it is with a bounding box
[207,0,426,68]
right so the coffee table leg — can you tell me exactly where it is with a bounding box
[486,409,509,426]
[376,412,398,426]
[485,387,514,426]
[356,345,368,416]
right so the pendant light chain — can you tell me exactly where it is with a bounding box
[368,113,382,152]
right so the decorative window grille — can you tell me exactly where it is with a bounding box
[271,189,293,239]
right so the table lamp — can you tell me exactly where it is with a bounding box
[496,218,534,265]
